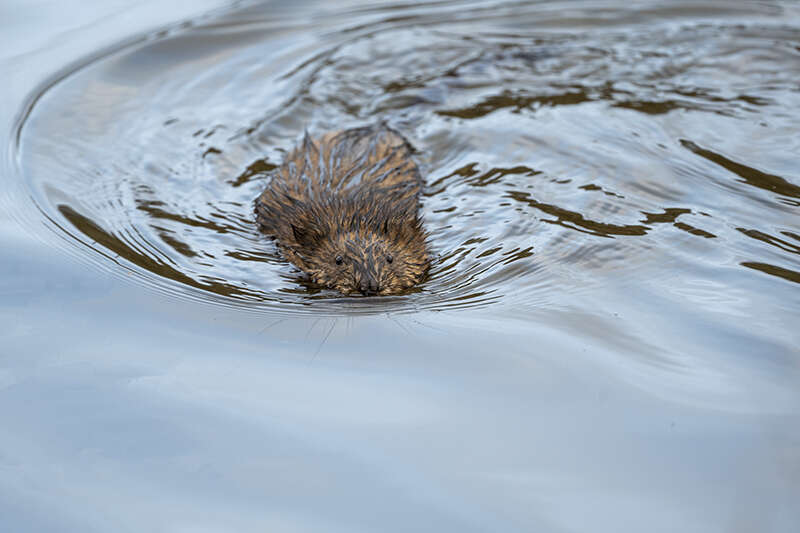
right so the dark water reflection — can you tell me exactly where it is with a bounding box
[2,0,799,531]
[15,0,800,316]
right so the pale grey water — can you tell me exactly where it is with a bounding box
[1,1,799,532]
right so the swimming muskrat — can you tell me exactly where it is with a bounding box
[255,124,429,296]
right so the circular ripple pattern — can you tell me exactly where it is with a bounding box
[13,0,800,315]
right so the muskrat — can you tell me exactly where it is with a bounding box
[255,124,429,296]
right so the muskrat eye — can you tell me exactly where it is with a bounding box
[386,254,393,264]
[335,255,343,265]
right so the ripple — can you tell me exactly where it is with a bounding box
[10,0,800,317]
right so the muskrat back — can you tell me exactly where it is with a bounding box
[256,124,429,296]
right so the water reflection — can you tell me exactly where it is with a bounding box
[16,1,800,309]
[2,1,800,531]
[681,139,800,201]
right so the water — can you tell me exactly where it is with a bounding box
[2,1,799,531]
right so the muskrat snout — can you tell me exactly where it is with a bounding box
[359,276,380,296]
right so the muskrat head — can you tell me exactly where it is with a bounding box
[290,218,429,296]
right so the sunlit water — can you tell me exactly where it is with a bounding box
[2,1,799,532]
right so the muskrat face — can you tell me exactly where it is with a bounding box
[291,225,429,296]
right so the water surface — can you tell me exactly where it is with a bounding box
[2,1,799,531]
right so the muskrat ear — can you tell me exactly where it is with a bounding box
[291,224,314,246]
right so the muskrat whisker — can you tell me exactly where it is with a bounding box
[305,317,321,341]
[313,318,337,359]
[258,317,287,335]
[386,313,415,338]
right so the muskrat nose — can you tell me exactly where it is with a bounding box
[359,278,380,296]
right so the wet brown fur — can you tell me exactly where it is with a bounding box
[256,124,429,295]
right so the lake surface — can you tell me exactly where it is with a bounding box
[2,0,799,531]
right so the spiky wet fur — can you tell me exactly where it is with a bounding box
[256,124,429,296]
